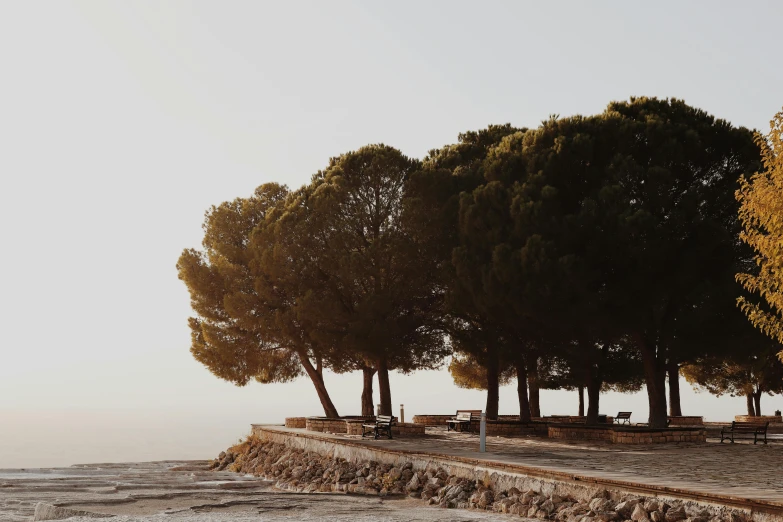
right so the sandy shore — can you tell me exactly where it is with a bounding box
[0,461,503,521]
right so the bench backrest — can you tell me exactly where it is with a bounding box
[456,409,482,421]
[376,415,396,425]
[616,412,632,419]
[732,421,769,430]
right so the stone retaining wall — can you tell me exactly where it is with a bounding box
[250,425,767,521]
[734,415,782,424]
[548,424,706,444]
[285,417,307,428]
[306,417,348,433]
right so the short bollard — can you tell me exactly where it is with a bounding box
[400,404,405,423]
[480,412,486,452]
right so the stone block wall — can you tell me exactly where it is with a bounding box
[284,417,307,428]
[306,417,348,433]
[392,423,426,436]
[734,415,782,423]
[484,420,536,437]
[412,414,455,426]
[548,424,706,444]
[611,428,706,444]
[668,416,704,426]
[345,420,425,436]
[548,425,612,442]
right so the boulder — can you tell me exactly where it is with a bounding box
[665,506,687,522]
[477,490,494,508]
[631,504,651,522]
[616,499,642,517]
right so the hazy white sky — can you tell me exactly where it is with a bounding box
[1,1,782,468]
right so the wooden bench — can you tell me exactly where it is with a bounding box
[720,421,769,444]
[447,410,482,433]
[614,412,632,424]
[362,415,396,439]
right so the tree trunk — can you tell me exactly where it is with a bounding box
[636,333,668,428]
[485,345,500,420]
[516,360,531,422]
[746,393,756,416]
[376,357,392,416]
[585,353,601,425]
[298,351,339,418]
[361,366,376,417]
[578,386,585,417]
[667,360,682,417]
[528,358,541,418]
[754,391,762,416]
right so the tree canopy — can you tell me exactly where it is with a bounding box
[736,108,783,350]
[178,98,771,425]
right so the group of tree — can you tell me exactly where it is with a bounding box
[178,98,783,428]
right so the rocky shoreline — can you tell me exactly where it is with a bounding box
[213,436,749,522]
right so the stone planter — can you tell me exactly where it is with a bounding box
[734,415,782,423]
[284,417,307,428]
[411,414,454,426]
[346,419,425,436]
[668,416,704,426]
[305,417,348,433]
[548,424,706,444]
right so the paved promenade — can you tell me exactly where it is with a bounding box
[258,425,783,508]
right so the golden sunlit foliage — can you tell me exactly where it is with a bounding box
[736,109,783,352]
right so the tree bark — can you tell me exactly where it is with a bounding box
[516,360,531,422]
[298,351,339,418]
[376,357,392,416]
[754,390,762,416]
[578,386,585,417]
[528,358,541,418]
[636,333,668,428]
[667,360,682,417]
[485,344,500,420]
[585,352,601,425]
[361,366,376,417]
[746,393,756,416]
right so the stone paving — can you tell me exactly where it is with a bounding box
[262,426,783,506]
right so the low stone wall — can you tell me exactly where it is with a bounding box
[393,422,426,436]
[344,419,425,437]
[412,414,454,426]
[345,420,365,436]
[548,424,706,444]
[534,416,615,424]
[285,417,307,428]
[668,416,704,426]
[611,427,706,444]
[735,415,782,424]
[548,424,612,442]
[485,420,535,437]
[306,417,348,433]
